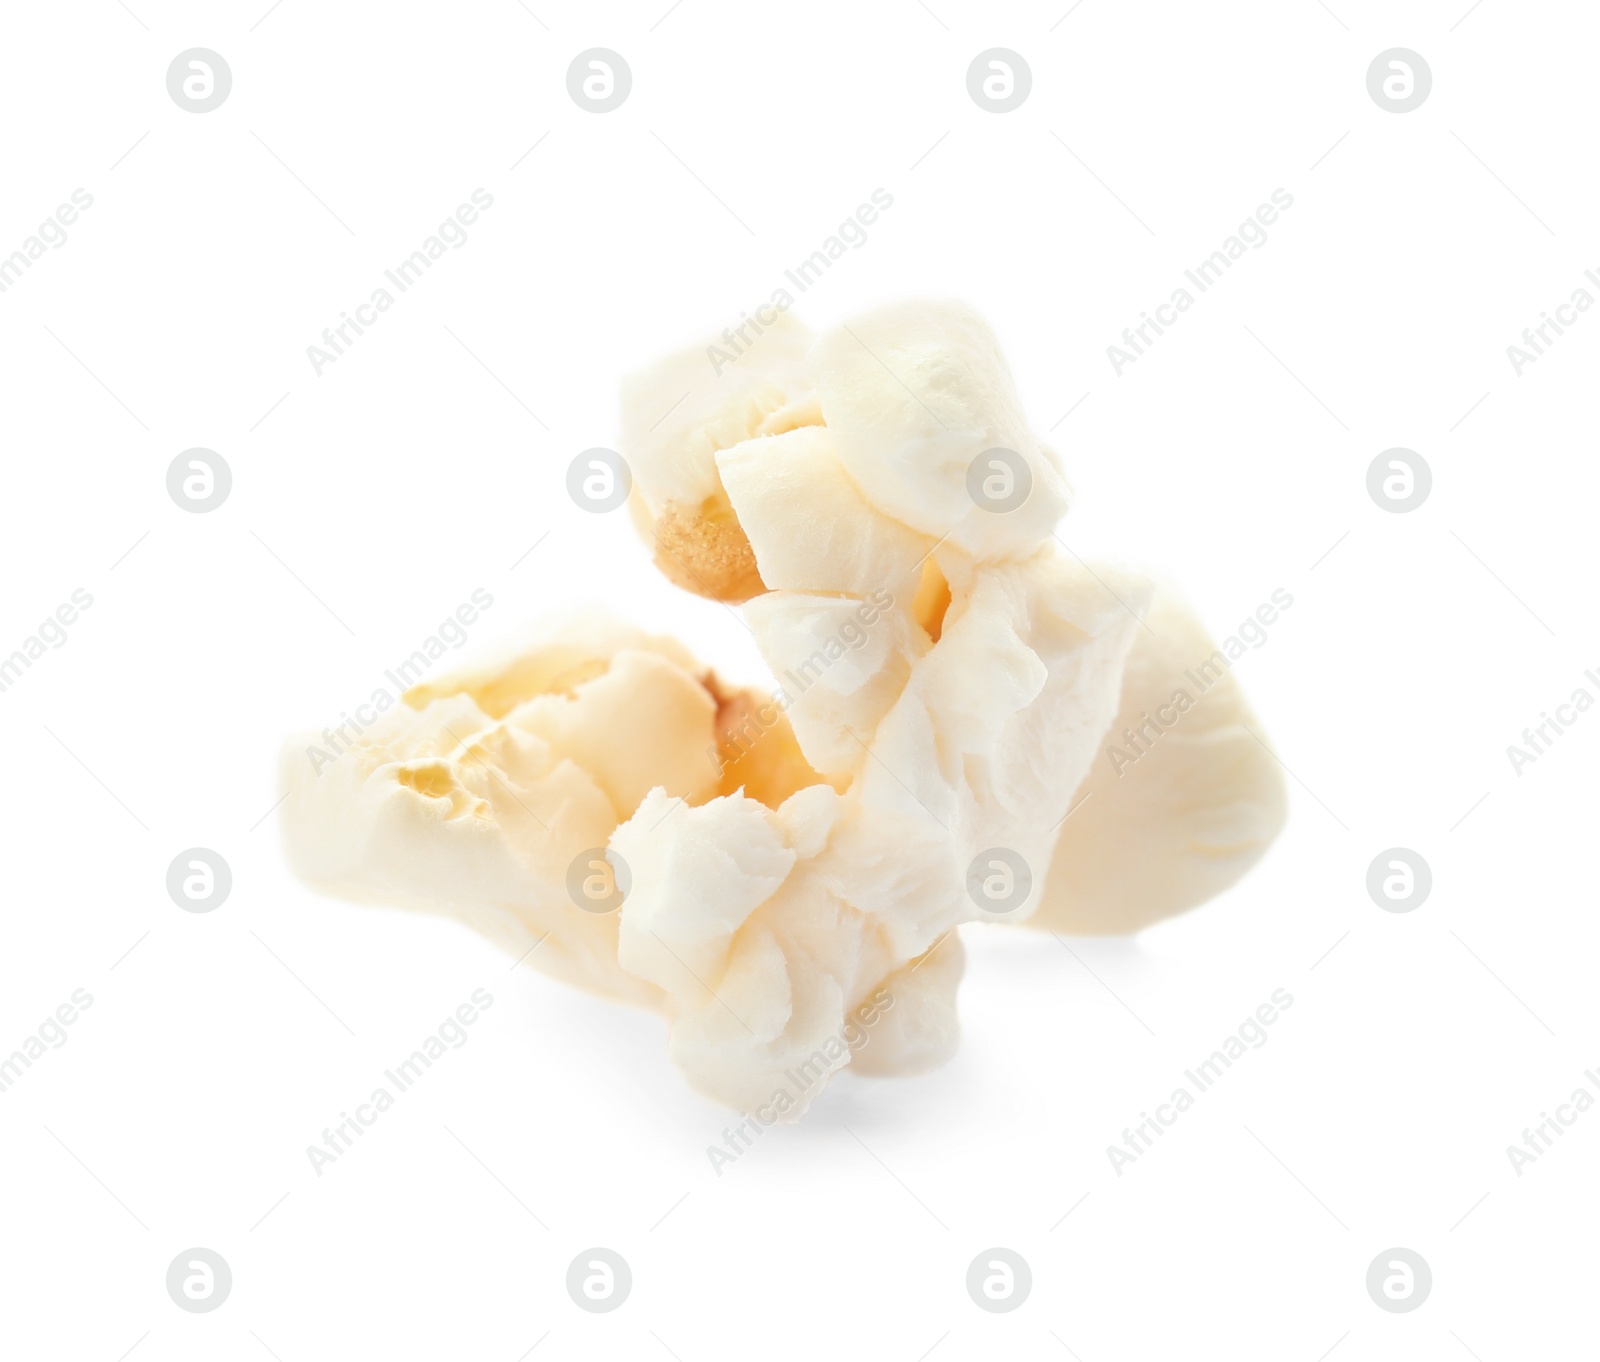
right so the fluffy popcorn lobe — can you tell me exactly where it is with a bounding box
[282,300,1286,1118]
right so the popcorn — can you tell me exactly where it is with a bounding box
[281,300,1286,1117]
[1035,585,1289,935]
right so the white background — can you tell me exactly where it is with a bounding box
[1,1,1595,1358]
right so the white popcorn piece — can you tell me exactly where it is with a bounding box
[806,298,1071,560]
[1035,585,1289,935]
[715,424,932,596]
[280,617,724,1010]
[620,311,821,602]
[282,300,1285,1118]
